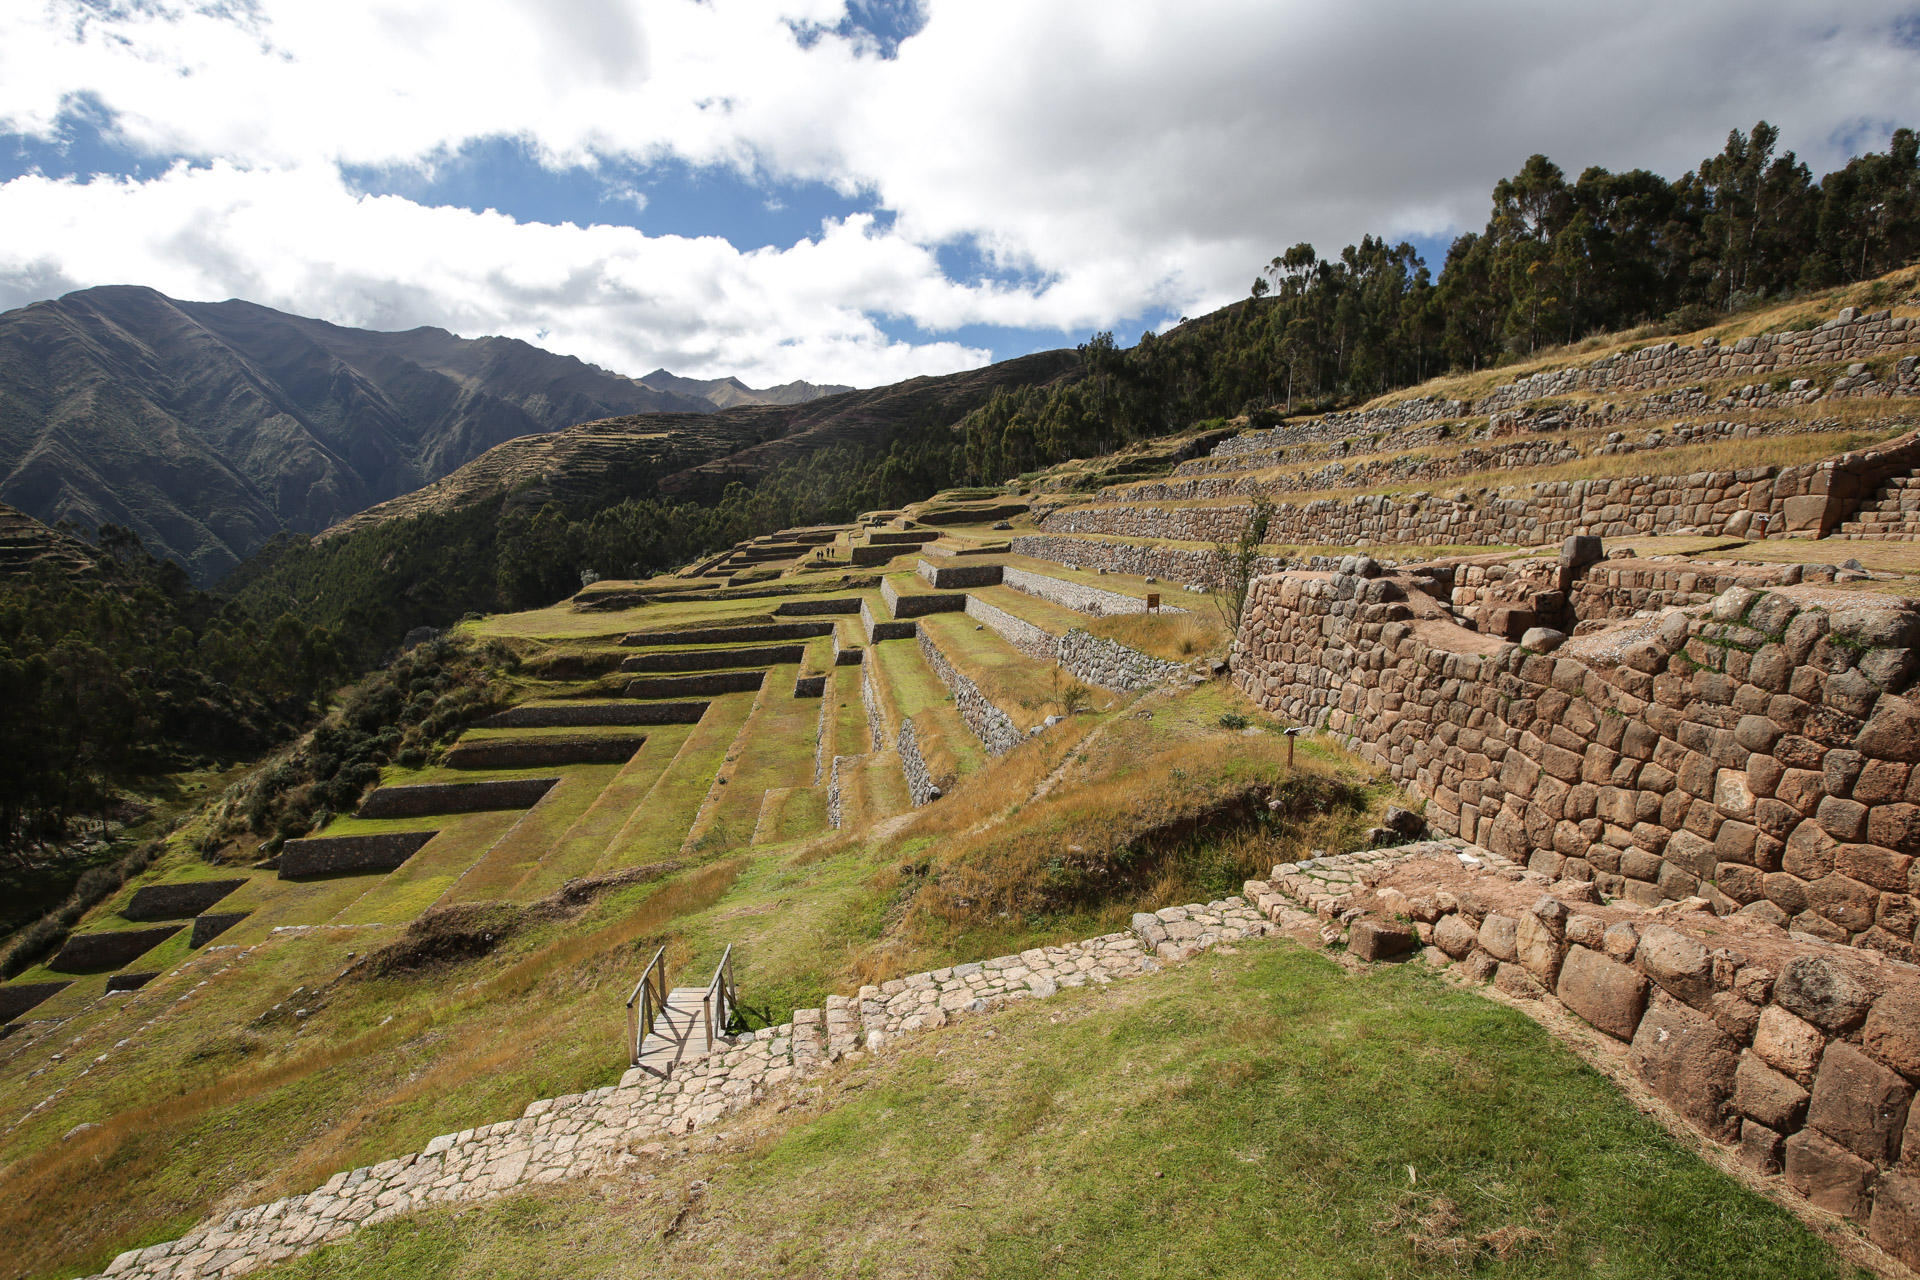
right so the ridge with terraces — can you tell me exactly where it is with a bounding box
[8,281,1920,1279]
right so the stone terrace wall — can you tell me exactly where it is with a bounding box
[1233,568,1920,961]
[279,831,437,879]
[917,629,1023,756]
[625,671,766,698]
[773,597,864,615]
[1213,307,1919,455]
[1118,438,1580,503]
[1058,630,1185,692]
[48,927,181,972]
[1009,537,1274,591]
[618,644,803,672]
[1000,564,1190,615]
[477,702,707,729]
[963,595,1058,663]
[1042,427,1920,548]
[356,779,557,819]
[443,736,644,769]
[621,622,832,646]
[122,880,245,921]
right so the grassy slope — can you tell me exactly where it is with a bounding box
[261,944,1853,1280]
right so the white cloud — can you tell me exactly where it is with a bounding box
[2,0,1918,385]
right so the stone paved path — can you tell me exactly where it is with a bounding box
[87,892,1285,1280]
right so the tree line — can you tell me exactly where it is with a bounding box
[0,527,348,845]
[959,121,1920,480]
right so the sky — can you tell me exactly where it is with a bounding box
[1,2,1919,390]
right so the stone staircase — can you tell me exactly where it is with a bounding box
[1833,472,1920,539]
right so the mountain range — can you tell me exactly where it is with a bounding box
[0,287,850,581]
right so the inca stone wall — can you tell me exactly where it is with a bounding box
[279,831,437,879]
[356,779,558,819]
[1001,565,1190,616]
[881,577,967,618]
[443,736,645,769]
[122,880,245,921]
[1041,427,1920,548]
[476,702,707,729]
[1010,535,1275,589]
[915,558,1005,590]
[48,926,181,973]
[189,912,249,948]
[1233,566,1920,961]
[1056,630,1185,692]
[773,597,864,615]
[917,629,1023,756]
[1213,308,1918,455]
[626,670,766,698]
[1245,842,1920,1265]
[621,622,832,646]
[962,595,1059,663]
[0,981,69,1022]
[897,715,937,805]
[619,644,803,672]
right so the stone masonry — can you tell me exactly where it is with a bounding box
[83,900,1276,1280]
[1233,567,1920,962]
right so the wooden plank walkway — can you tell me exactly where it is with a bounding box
[635,986,723,1076]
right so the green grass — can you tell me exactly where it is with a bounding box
[257,945,1855,1280]
[603,692,759,864]
[920,611,1088,728]
[685,667,827,855]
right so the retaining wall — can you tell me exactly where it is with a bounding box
[859,598,918,643]
[915,558,1006,590]
[443,736,644,769]
[122,880,245,921]
[1058,630,1185,692]
[0,982,69,1022]
[964,595,1060,663]
[477,701,707,729]
[774,598,864,615]
[1233,568,1920,959]
[1216,308,1919,453]
[794,674,827,698]
[619,644,803,672]
[917,630,1024,756]
[621,622,832,646]
[279,831,438,879]
[357,779,558,819]
[867,531,940,545]
[881,577,967,618]
[1042,427,1920,548]
[1010,536,1279,590]
[105,972,157,993]
[190,913,250,948]
[48,926,181,973]
[626,670,766,698]
[1001,564,1191,616]
[898,716,937,805]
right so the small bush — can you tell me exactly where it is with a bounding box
[1218,713,1249,730]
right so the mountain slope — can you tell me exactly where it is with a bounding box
[0,288,811,581]
[325,347,1081,533]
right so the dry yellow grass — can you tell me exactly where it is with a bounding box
[1084,610,1228,661]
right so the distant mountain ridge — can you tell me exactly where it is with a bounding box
[0,287,846,582]
[638,369,854,409]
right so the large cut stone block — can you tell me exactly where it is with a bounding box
[1556,945,1647,1041]
[1806,1041,1913,1164]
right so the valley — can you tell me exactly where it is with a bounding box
[5,277,1920,1277]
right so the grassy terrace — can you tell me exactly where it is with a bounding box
[1065,422,1908,513]
[257,944,1850,1280]
[867,637,984,782]
[918,611,1099,729]
[683,664,825,855]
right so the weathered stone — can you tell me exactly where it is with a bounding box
[1477,913,1519,962]
[1631,992,1742,1142]
[1348,918,1414,962]
[1862,981,1920,1080]
[1784,1127,1878,1218]
[1870,1171,1920,1271]
[1556,945,1648,1041]
[1739,1119,1785,1174]
[1735,1053,1810,1130]
[1775,955,1875,1033]
[1635,923,1714,1007]
[1806,1041,1913,1163]
[1432,913,1478,959]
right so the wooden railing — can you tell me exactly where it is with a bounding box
[624,946,668,1066]
[701,943,737,1046]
